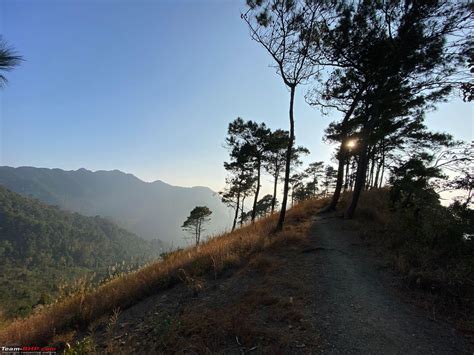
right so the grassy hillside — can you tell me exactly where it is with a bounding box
[1,189,471,349]
[0,186,162,318]
[0,166,231,245]
[0,197,324,347]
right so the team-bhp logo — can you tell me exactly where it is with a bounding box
[1,346,57,354]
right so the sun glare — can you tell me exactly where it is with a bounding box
[346,139,357,149]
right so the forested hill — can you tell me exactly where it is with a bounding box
[0,186,162,317]
[0,166,232,246]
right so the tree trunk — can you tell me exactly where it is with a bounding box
[379,144,385,188]
[276,85,296,231]
[344,158,350,191]
[324,145,345,211]
[321,85,365,212]
[251,159,261,222]
[313,174,318,196]
[232,191,240,231]
[271,167,278,214]
[196,219,201,245]
[374,151,381,189]
[240,195,246,227]
[346,136,370,218]
[346,120,375,218]
[368,149,375,190]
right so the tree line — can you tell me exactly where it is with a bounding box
[220,118,338,231]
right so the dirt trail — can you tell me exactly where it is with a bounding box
[82,215,470,354]
[309,215,470,354]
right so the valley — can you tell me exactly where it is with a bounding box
[0,166,232,247]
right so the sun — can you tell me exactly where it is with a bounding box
[346,139,357,149]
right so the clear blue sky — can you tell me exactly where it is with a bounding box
[0,0,472,194]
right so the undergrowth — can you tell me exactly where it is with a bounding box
[342,189,474,328]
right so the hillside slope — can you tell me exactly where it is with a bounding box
[57,210,469,353]
[0,166,232,246]
[1,194,470,353]
[0,186,161,317]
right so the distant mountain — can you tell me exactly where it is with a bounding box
[0,185,162,317]
[0,166,232,246]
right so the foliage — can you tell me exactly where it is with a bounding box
[226,118,271,222]
[303,161,324,195]
[389,154,444,208]
[309,0,472,216]
[0,186,160,317]
[264,129,290,213]
[289,162,337,204]
[220,138,256,231]
[222,118,310,229]
[0,36,22,86]
[181,206,212,245]
[247,194,275,220]
[64,337,96,355]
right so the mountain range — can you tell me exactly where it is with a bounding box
[0,166,232,247]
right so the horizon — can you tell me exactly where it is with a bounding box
[1,0,472,195]
[0,164,217,190]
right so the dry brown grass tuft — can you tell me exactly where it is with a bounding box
[0,197,325,346]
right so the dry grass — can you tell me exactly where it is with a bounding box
[149,237,317,353]
[0,197,325,346]
[343,189,474,330]
[156,286,306,353]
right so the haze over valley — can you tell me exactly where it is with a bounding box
[0,166,232,247]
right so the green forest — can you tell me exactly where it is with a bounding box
[0,186,161,318]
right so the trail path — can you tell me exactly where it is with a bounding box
[309,215,470,354]
[84,214,470,354]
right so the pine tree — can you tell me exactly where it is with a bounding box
[181,206,212,246]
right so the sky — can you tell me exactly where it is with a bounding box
[0,0,472,195]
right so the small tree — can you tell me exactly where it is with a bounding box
[181,206,212,246]
[220,165,255,231]
[289,172,305,206]
[322,165,337,197]
[389,154,444,209]
[253,194,274,218]
[264,129,290,213]
[221,125,257,231]
[304,161,325,195]
[226,118,271,222]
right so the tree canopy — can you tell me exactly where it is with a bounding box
[182,206,213,245]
